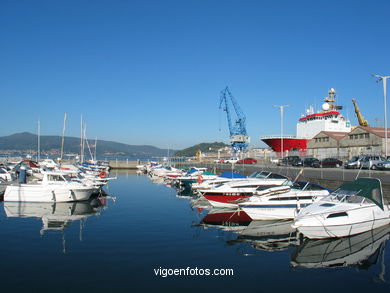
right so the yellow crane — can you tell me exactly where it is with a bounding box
[195,149,202,161]
[352,98,369,127]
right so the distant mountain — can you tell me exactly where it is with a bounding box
[174,142,228,157]
[0,132,174,158]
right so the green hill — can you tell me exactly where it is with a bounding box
[0,132,174,158]
[174,142,228,157]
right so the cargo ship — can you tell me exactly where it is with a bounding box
[261,88,351,153]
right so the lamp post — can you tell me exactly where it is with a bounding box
[372,74,390,157]
[274,105,289,158]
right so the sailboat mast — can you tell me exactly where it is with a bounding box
[84,126,94,161]
[37,119,40,162]
[80,115,83,163]
[60,112,67,162]
[94,137,97,161]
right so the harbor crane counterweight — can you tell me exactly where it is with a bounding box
[219,87,249,153]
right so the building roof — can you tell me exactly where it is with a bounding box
[313,131,348,141]
[353,126,390,138]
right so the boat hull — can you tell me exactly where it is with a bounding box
[295,217,390,239]
[240,203,312,220]
[4,185,95,202]
[204,194,252,208]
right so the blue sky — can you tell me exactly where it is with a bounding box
[1,0,389,149]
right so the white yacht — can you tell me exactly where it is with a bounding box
[4,171,97,202]
[200,174,291,208]
[0,167,13,181]
[292,178,390,239]
[238,181,330,220]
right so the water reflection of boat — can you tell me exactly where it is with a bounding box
[230,220,298,251]
[4,198,105,233]
[291,224,390,269]
[191,197,212,210]
[200,209,252,231]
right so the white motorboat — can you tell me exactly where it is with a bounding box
[292,178,390,239]
[239,181,330,220]
[0,178,7,195]
[39,159,59,169]
[200,174,291,208]
[0,167,13,181]
[60,169,116,187]
[149,165,183,179]
[4,171,97,202]
[191,171,247,191]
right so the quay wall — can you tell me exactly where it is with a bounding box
[171,161,390,189]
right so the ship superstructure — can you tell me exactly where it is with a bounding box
[262,88,351,153]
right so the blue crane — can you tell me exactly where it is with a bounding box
[219,86,249,153]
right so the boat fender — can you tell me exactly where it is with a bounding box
[99,171,107,178]
[197,175,203,183]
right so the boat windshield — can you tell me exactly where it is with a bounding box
[62,175,73,182]
[282,180,293,187]
[328,190,372,205]
[291,181,307,190]
[214,183,225,188]
[249,171,268,178]
[47,174,66,182]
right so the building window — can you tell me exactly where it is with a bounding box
[359,133,364,139]
[349,135,353,140]
[354,134,359,139]
[365,133,369,139]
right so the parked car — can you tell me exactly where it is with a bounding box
[344,155,364,169]
[301,157,320,167]
[313,158,343,168]
[360,155,386,170]
[277,156,301,166]
[225,158,239,164]
[236,158,257,164]
[376,159,390,171]
[213,159,225,163]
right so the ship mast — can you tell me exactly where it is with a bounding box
[323,88,343,112]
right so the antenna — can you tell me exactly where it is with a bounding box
[274,105,290,158]
[372,74,390,157]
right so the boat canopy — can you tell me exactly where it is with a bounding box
[219,172,246,179]
[336,178,384,210]
[202,171,216,176]
[187,168,199,174]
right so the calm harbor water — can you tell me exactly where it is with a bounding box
[0,170,389,292]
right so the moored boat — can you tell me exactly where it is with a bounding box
[4,171,97,202]
[200,173,291,208]
[292,178,390,239]
[238,181,330,220]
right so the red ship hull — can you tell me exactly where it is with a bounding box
[261,137,308,152]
